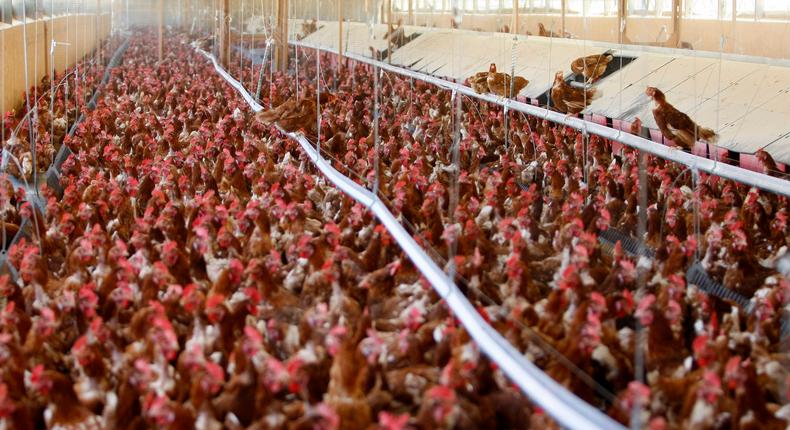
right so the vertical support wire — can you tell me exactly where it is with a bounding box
[505,34,516,148]
[626,5,642,429]
[630,150,649,430]
[712,34,724,166]
[447,0,461,281]
[367,0,381,192]
[34,0,39,138]
[691,166,701,261]
[75,0,81,131]
[448,89,461,281]
[51,0,56,160]
[583,127,589,189]
[333,0,338,90]
[256,39,271,102]
[249,0,259,91]
[372,66,381,194]
[22,0,39,195]
[689,39,702,263]
[268,0,275,108]
[94,0,99,77]
[65,0,71,132]
[240,0,246,78]
[315,0,321,151]
[578,0,590,190]
[214,0,219,59]
[254,0,270,102]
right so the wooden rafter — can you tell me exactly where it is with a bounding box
[219,0,230,66]
[274,0,288,71]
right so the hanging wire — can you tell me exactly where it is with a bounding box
[620,4,643,429]
[443,0,462,311]
[50,0,55,155]
[268,12,274,109]
[75,0,81,135]
[241,0,246,78]
[711,32,724,167]
[34,1,40,139]
[315,0,321,151]
[367,0,382,194]
[372,66,381,194]
[629,147,650,430]
[65,0,71,133]
[685,12,705,267]
[344,10,350,57]
[248,0,261,91]
[447,88,462,281]
[94,0,99,77]
[332,0,337,89]
[546,19,555,111]
[258,38,272,102]
[213,0,219,58]
[254,0,273,102]
[21,0,40,200]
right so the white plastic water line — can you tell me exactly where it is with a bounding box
[290,39,790,199]
[196,47,628,430]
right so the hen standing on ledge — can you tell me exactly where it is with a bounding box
[646,86,718,151]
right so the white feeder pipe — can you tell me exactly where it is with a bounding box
[290,40,790,198]
[196,47,628,430]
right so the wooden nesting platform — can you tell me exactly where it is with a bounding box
[299,21,427,57]
[389,30,613,100]
[292,21,790,166]
[589,51,790,159]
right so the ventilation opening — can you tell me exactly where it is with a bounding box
[569,54,637,85]
[371,32,422,61]
[535,54,638,111]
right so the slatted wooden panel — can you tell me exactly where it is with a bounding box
[292,21,790,165]
[590,53,790,158]
[389,30,610,98]
[298,21,426,56]
[394,30,790,164]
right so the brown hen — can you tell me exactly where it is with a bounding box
[571,53,613,83]
[646,87,717,151]
[551,71,597,114]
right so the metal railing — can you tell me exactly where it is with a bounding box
[291,38,790,198]
[196,45,629,430]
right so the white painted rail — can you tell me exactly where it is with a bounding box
[291,39,790,198]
